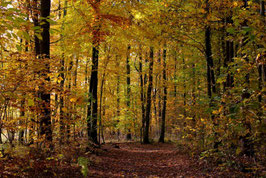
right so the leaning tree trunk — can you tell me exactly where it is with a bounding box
[143,47,154,144]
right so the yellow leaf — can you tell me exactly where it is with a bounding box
[236,147,241,155]
[28,99,34,107]
[233,2,238,7]
[212,110,219,114]
[70,97,77,103]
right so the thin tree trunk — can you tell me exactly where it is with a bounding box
[99,51,109,144]
[138,45,145,142]
[73,56,79,140]
[59,0,67,144]
[183,57,187,117]
[116,55,120,141]
[29,0,40,146]
[159,47,167,143]
[258,0,265,104]
[156,48,161,139]
[174,52,177,98]
[19,99,25,144]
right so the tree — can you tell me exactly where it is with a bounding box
[159,47,167,143]
[39,0,52,144]
[143,47,154,144]
[126,45,132,140]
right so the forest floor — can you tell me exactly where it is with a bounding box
[0,142,262,177]
[87,142,243,178]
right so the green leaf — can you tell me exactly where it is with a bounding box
[16,44,22,51]
[78,157,89,177]
[226,27,235,34]
[27,99,34,107]
[22,31,30,41]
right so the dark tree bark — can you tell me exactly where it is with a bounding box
[156,48,162,140]
[87,45,99,144]
[73,56,79,140]
[39,0,52,143]
[191,63,196,135]
[205,0,218,149]
[59,55,65,143]
[87,13,100,144]
[174,52,177,98]
[143,47,154,144]
[224,35,234,89]
[159,47,167,143]
[19,98,25,144]
[138,45,146,142]
[258,0,265,103]
[205,26,216,97]
[116,55,120,140]
[182,56,187,118]
[59,0,67,144]
[126,45,132,140]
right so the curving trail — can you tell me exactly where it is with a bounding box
[88,143,220,178]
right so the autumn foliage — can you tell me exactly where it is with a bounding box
[0,0,265,177]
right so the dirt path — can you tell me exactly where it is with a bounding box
[88,143,218,178]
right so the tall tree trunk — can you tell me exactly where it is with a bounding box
[258,1,265,104]
[174,52,177,98]
[87,13,100,144]
[73,56,79,140]
[205,0,218,149]
[19,36,29,144]
[99,51,109,144]
[99,73,105,144]
[138,45,145,142]
[29,0,40,145]
[19,4,30,143]
[143,47,154,144]
[159,47,167,143]
[191,63,196,136]
[116,55,120,140]
[205,26,216,96]
[39,0,52,144]
[126,45,132,140]
[59,0,67,144]
[156,48,161,139]
[182,56,187,117]
[223,16,234,90]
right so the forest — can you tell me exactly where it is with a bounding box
[0,0,265,177]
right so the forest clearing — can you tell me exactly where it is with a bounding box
[0,0,265,177]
